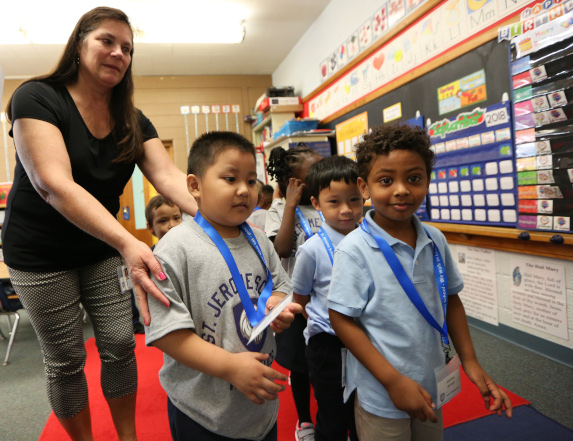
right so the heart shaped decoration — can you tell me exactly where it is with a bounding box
[373,53,385,70]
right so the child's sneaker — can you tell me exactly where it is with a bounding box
[295,421,315,441]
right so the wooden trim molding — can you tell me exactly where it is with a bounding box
[426,222,573,260]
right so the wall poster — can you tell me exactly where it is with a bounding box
[335,112,369,159]
[510,257,568,340]
[437,69,487,115]
[456,246,499,326]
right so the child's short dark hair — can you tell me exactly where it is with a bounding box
[355,124,434,180]
[305,155,359,199]
[261,185,274,197]
[145,195,178,225]
[187,131,256,177]
[266,144,321,196]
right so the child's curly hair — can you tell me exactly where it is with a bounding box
[266,145,320,196]
[355,124,435,180]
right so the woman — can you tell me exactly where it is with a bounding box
[3,7,197,441]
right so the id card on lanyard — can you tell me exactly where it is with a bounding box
[194,211,273,327]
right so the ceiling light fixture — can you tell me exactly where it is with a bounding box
[0,0,248,45]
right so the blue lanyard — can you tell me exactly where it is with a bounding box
[317,227,335,265]
[360,219,449,347]
[253,207,261,211]
[295,207,315,240]
[316,212,335,263]
[194,211,273,327]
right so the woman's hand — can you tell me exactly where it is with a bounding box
[121,238,170,325]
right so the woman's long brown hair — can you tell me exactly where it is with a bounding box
[6,6,143,163]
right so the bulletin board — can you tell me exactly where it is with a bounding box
[321,37,573,259]
[322,39,511,133]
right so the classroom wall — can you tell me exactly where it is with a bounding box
[449,244,573,353]
[273,2,573,365]
[0,74,272,179]
[272,0,382,97]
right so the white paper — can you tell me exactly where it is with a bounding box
[473,194,485,206]
[485,178,498,191]
[501,193,515,206]
[247,293,294,345]
[461,195,472,206]
[502,210,517,223]
[499,160,513,174]
[510,258,568,340]
[460,180,471,192]
[475,209,487,221]
[457,246,499,326]
[486,194,499,206]
[485,162,498,175]
[488,209,501,222]
[500,177,514,190]
[448,181,459,193]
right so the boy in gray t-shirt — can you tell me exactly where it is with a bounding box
[145,131,302,441]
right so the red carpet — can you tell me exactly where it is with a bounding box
[39,335,169,441]
[39,335,528,440]
[442,367,529,428]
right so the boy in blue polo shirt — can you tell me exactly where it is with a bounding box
[328,124,512,441]
[292,155,363,441]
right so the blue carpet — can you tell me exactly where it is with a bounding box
[444,405,573,441]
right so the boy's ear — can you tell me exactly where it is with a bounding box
[357,177,370,200]
[311,196,321,211]
[187,174,201,199]
[146,222,157,237]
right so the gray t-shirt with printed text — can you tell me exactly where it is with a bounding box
[145,218,292,440]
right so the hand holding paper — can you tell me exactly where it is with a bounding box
[247,293,302,345]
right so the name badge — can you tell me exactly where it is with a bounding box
[117,265,133,294]
[434,354,461,408]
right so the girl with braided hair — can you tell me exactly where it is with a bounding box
[265,145,323,441]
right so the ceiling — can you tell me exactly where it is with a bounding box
[0,0,331,79]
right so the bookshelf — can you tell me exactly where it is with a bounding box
[251,104,303,147]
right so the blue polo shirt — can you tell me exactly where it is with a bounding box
[328,210,464,419]
[292,222,347,344]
